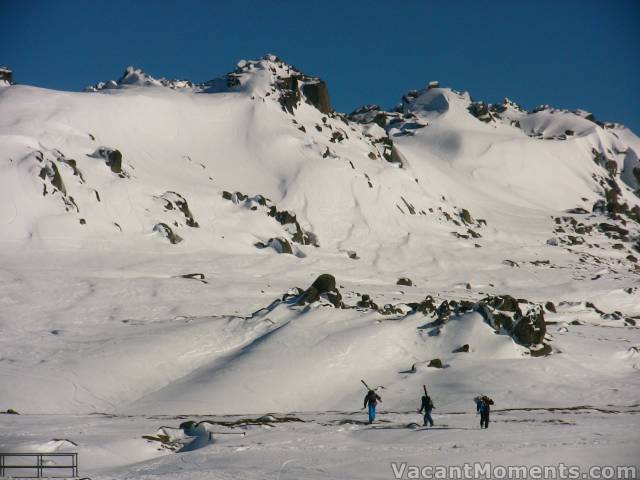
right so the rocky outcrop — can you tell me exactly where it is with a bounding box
[0,66,13,85]
[477,295,547,348]
[301,80,332,114]
[222,190,318,247]
[298,274,342,308]
[427,358,443,368]
[153,223,182,244]
[158,191,199,227]
[91,147,123,175]
[468,102,494,123]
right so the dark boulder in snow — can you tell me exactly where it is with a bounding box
[311,273,336,293]
[427,358,443,368]
[298,274,342,307]
[357,294,379,310]
[452,344,470,353]
[396,277,413,287]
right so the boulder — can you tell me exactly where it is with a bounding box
[452,344,470,353]
[357,294,379,310]
[312,273,336,293]
[268,237,293,254]
[427,359,443,368]
[298,274,342,307]
[396,277,413,287]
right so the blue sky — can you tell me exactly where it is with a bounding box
[1,0,639,131]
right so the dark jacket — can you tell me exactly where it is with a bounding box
[479,401,490,415]
[364,390,381,408]
[419,395,434,413]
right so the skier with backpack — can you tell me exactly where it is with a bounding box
[474,395,493,429]
[418,386,435,427]
[363,388,382,424]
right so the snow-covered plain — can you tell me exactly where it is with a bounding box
[0,56,639,478]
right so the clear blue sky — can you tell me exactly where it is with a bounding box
[1,0,639,132]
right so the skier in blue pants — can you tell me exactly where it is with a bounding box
[418,391,435,427]
[364,389,382,424]
[474,395,493,429]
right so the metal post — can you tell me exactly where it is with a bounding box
[37,453,42,478]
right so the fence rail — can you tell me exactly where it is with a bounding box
[0,452,78,478]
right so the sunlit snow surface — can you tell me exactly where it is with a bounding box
[0,57,639,478]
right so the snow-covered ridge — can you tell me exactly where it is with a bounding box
[0,54,639,423]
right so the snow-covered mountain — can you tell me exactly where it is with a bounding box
[0,54,639,421]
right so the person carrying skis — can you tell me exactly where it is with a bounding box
[364,389,382,424]
[475,395,492,429]
[418,390,435,427]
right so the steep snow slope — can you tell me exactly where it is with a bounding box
[0,56,639,419]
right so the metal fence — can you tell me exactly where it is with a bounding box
[0,452,78,478]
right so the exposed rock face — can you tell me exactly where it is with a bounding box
[301,80,332,114]
[396,277,413,287]
[452,344,470,353]
[277,75,301,114]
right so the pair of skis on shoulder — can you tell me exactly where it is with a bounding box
[361,379,428,396]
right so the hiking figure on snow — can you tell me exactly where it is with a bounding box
[418,386,435,427]
[475,395,493,429]
[363,389,382,424]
